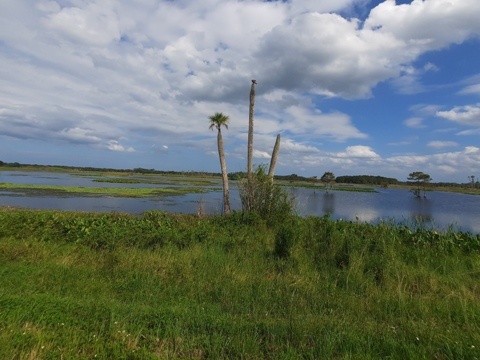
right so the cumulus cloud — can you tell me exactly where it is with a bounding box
[390,63,439,94]
[59,127,101,144]
[1,0,480,180]
[427,141,459,148]
[44,2,121,46]
[459,83,480,95]
[281,139,320,154]
[253,150,271,159]
[436,104,480,126]
[106,140,135,153]
[282,106,367,141]
[337,146,380,159]
[256,12,400,99]
[404,117,426,128]
[364,0,480,50]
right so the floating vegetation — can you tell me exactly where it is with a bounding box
[92,177,218,186]
[281,182,378,193]
[0,183,205,198]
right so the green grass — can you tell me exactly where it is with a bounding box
[0,209,479,359]
[0,182,205,197]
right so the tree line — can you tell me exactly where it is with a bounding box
[335,175,399,185]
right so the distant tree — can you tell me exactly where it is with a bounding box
[407,171,432,198]
[321,171,336,192]
[209,112,231,215]
[335,175,398,185]
[468,175,476,188]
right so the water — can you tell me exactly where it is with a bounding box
[293,187,480,233]
[1,171,479,233]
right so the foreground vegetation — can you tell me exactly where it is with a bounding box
[1,208,479,359]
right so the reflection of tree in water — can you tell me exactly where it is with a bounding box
[305,190,320,213]
[322,192,335,215]
[303,191,335,216]
[409,198,433,224]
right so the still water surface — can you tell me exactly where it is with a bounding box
[1,171,479,233]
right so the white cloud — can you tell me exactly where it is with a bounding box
[436,165,457,174]
[404,117,426,128]
[106,140,135,153]
[256,12,401,99]
[282,106,367,141]
[436,104,480,126]
[59,128,101,144]
[427,141,459,148]
[459,83,480,95]
[281,139,320,154]
[457,128,480,136]
[1,0,480,181]
[44,1,121,47]
[337,146,380,159]
[390,63,439,94]
[253,150,271,159]
[365,0,480,50]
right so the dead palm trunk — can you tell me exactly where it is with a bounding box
[217,128,230,215]
[247,79,256,175]
[268,134,281,179]
[245,80,256,211]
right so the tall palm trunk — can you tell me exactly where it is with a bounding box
[247,79,256,175]
[217,128,230,215]
[245,80,256,211]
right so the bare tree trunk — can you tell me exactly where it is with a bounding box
[268,134,281,179]
[247,79,256,175]
[217,129,230,215]
[244,79,257,212]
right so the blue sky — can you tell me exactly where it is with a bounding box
[1,0,479,182]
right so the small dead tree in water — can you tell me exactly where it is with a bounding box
[407,171,432,198]
[321,172,336,193]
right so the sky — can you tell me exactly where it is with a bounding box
[1,0,480,183]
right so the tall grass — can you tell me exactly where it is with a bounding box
[0,209,479,359]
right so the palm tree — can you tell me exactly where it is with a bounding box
[209,112,231,215]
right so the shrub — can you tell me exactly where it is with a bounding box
[238,165,295,227]
[274,222,296,259]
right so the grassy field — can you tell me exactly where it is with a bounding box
[1,208,479,359]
